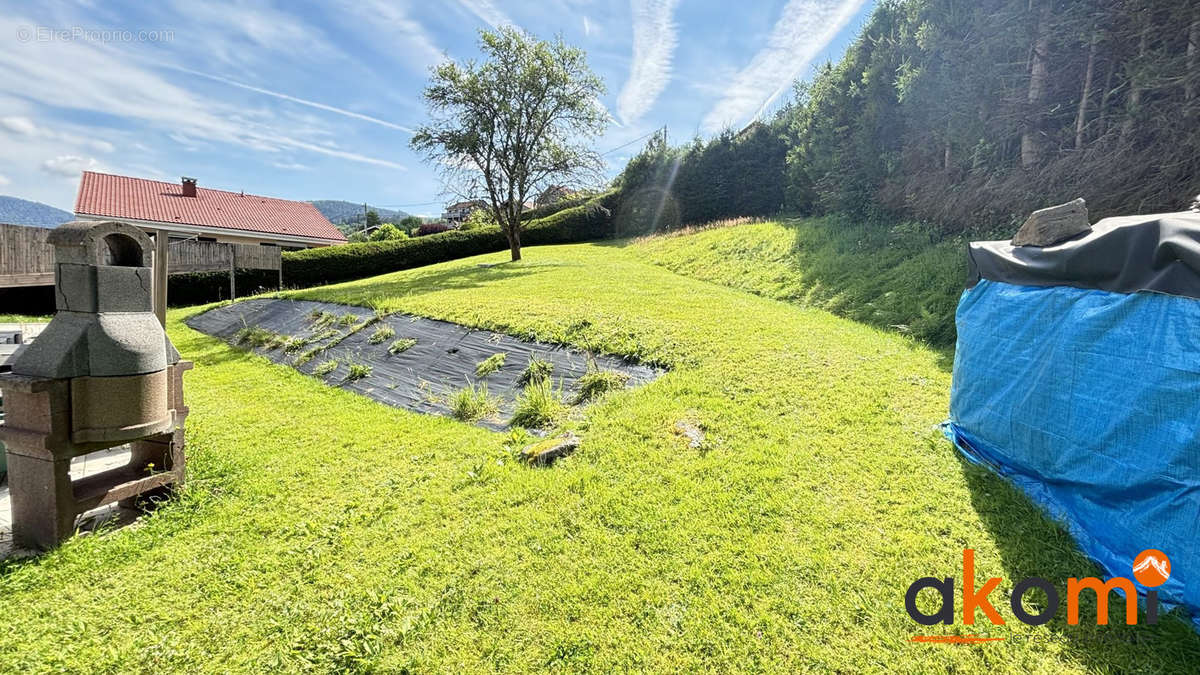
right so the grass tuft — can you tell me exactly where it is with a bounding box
[510,378,566,429]
[474,352,507,377]
[346,363,372,380]
[448,381,501,422]
[574,369,630,403]
[518,356,555,386]
[367,325,396,344]
[388,338,418,354]
[312,359,338,377]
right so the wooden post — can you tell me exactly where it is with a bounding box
[153,230,168,326]
[228,243,236,301]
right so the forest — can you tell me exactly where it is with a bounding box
[616,0,1200,234]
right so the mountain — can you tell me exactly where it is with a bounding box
[310,200,410,227]
[0,196,73,228]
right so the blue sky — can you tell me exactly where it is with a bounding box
[0,0,875,216]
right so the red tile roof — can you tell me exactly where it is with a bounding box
[74,171,346,243]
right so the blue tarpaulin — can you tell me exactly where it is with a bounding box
[946,278,1200,622]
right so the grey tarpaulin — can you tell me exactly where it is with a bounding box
[967,210,1200,299]
[185,298,661,430]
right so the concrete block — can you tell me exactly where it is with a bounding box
[86,314,168,377]
[94,266,153,313]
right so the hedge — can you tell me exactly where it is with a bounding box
[168,269,280,307]
[282,195,618,288]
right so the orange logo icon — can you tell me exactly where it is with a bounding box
[1132,549,1171,587]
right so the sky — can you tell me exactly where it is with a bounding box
[0,0,875,217]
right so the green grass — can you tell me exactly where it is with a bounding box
[0,314,50,323]
[1,234,1197,672]
[448,381,501,422]
[474,352,507,377]
[510,378,566,429]
[633,216,968,347]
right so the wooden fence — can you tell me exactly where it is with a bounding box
[0,223,54,288]
[0,223,282,295]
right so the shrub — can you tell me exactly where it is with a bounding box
[459,209,494,231]
[510,378,566,429]
[282,194,617,288]
[518,357,554,385]
[475,353,507,377]
[449,382,500,422]
[417,222,451,236]
[313,360,338,377]
[368,325,396,344]
[388,338,417,354]
[574,369,629,403]
[369,223,409,242]
[346,363,372,380]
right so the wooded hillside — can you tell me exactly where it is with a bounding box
[617,0,1200,233]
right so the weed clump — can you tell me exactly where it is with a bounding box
[510,378,566,429]
[368,325,396,345]
[574,369,629,403]
[235,326,287,350]
[346,363,372,380]
[475,352,507,377]
[313,360,338,377]
[337,312,358,326]
[449,382,501,422]
[518,357,554,386]
[388,338,417,354]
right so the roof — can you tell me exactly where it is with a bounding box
[445,200,487,211]
[74,171,346,243]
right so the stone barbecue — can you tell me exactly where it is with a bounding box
[0,221,190,550]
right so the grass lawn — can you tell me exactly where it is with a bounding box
[1,228,1198,671]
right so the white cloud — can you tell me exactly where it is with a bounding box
[336,0,444,70]
[1,115,116,153]
[271,161,312,171]
[0,16,404,171]
[170,67,416,134]
[42,155,104,177]
[702,0,867,133]
[0,174,10,187]
[616,0,680,125]
[583,16,593,36]
[457,0,513,28]
[1,116,37,136]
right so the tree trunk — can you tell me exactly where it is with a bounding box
[1121,28,1148,143]
[1187,9,1199,103]
[505,221,522,261]
[1075,30,1098,150]
[1021,1,1052,169]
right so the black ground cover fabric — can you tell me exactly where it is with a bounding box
[186,298,660,430]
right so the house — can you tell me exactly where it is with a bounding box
[442,199,488,224]
[73,171,346,250]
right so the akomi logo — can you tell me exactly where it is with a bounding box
[906,549,1170,639]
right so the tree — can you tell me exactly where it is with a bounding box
[398,215,422,230]
[411,27,607,261]
[364,209,381,229]
[368,223,408,241]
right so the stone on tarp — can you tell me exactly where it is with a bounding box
[1012,198,1090,247]
[521,432,580,466]
[1191,194,1199,213]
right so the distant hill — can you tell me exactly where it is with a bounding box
[0,196,72,228]
[310,200,410,228]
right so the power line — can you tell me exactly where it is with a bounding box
[599,128,661,157]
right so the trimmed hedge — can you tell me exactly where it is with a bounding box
[168,269,280,307]
[282,195,617,288]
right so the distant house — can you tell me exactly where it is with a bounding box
[535,185,576,206]
[442,199,488,224]
[73,171,346,249]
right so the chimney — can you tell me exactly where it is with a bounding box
[181,176,197,198]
